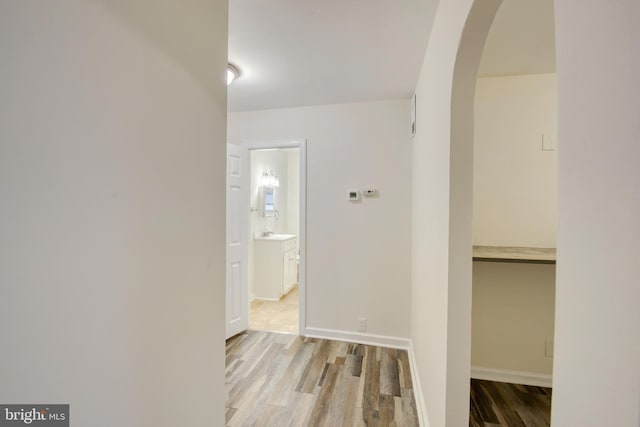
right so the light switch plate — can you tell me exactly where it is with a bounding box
[542,134,556,151]
[545,340,554,358]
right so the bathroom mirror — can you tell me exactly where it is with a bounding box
[262,186,275,217]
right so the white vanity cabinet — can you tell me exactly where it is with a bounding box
[253,234,297,300]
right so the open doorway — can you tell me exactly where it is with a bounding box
[225,139,306,339]
[469,1,557,425]
[248,146,301,334]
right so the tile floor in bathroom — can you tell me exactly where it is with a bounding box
[249,285,298,334]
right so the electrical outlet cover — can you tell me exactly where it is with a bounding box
[358,318,367,332]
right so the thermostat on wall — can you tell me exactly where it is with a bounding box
[348,189,360,201]
[363,188,377,197]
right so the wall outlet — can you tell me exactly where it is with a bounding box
[358,317,367,333]
[545,340,554,358]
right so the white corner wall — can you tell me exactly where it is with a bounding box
[228,100,412,339]
[411,0,500,426]
[0,2,228,426]
[474,74,558,247]
[552,1,640,426]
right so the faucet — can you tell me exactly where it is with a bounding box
[262,230,274,237]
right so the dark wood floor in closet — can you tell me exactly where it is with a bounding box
[226,330,419,426]
[469,379,552,427]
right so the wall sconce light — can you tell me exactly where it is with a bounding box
[227,63,241,85]
[261,170,279,187]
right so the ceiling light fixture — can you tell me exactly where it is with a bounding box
[227,63,241,85]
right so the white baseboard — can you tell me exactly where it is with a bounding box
[407,342,429,427]
[252,296,280,302]
[471,366,552,388]
[303,327,410,349]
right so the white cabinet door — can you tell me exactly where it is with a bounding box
[282,248,297,295]
[226,143,249,339]
[253,239,283,300]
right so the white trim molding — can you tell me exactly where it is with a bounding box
[471,366,553,388]
[407,343,429,427]
[252,297,280,302]
[303,327,410,349]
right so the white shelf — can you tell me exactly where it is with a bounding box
[473,246,556,264]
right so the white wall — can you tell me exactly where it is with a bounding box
[411,1,501,426]
[472,262,555,375]
[0,2,227,426]
[471,74,557,379]
[552,1,640,426]
[474,74,557,247]
[229,100,412,338]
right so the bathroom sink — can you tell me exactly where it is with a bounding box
[254,233,296,241]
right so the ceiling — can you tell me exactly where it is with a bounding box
[478,0,556,77]
[227,0,438,112]
[228,0,556,112]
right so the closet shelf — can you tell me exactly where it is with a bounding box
[472,246,556,264]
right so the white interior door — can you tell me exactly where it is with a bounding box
[226,143,249,339]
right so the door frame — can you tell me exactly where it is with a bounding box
[242,139,307,336]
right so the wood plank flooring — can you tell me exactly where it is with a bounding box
[225,330,419,426]
[469,379,552,427]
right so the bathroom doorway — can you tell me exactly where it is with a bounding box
[245,141,306,335]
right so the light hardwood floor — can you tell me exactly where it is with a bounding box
[250,286,298,334]
[226,330,419,426]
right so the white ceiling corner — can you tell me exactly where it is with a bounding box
[228,0,438,112]
[228,0,556,112]
[478,0,556,77]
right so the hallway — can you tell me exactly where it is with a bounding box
[225,330,419,426]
